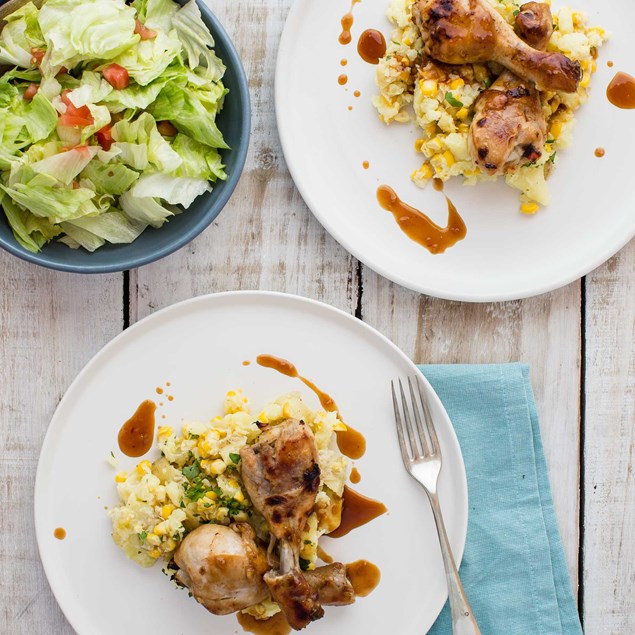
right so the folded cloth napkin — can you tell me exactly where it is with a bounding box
[418,364,582,635]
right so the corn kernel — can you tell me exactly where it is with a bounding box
[210,459,226,475]
[521,202,540,215]
[414,138,425,152]
[580,59,589,71]
[212,428,227,439]
[205,491,218,501]
[420,79,438,97]
[591,60,597,73]
[572,12,583,27]
[425,122,437,137]
[136,460,152,476]
[115,472,127,483]
[161,505,174,520]
[442,150,455,167]
[450,77,465,90]
[226,391,236,397]
[427,137,443,153]
[258,412,269,424]
[579,73,590,88]
[153,523,167,536]
[228,479,239,489]
[157,426,172,437]
[419,163,434,179]
[149,548,161,559]
[234,491,245,503]
[282,402,293,418]
[213,415,222,422]
[198,439,211,456]
[550,121,563,139]
[164,538,176,552]
[456,107,469,121]
[458,123,469,133]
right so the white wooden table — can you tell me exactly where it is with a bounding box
[0,1,633,632]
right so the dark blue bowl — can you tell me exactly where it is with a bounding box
[0,0,250,273]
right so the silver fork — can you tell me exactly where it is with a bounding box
[391,377,480,635]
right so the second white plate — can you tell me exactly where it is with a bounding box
[35,291,468,635]
[275,0,635,301]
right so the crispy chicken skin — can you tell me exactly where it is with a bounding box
[304,563,356,606]
[412,0,581,92]
[240,419,324,630]
[469,3,552,174]
[174,523,270,615]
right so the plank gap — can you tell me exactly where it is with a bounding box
[355,260,363,320]
[577,275,587,624]
[123,270,130,330]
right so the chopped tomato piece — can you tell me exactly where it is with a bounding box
[30,47,45,65]
[71,180,80,190]
[134,19,157,40]
[23,83,39,100]
[60,90,95,127]
[157,121,178,137]
[56,66,68,77]
[102,63,130,90]
[95,124,113,151]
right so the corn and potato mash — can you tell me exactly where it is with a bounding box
[109,389,348,616]
[373,0,608,212]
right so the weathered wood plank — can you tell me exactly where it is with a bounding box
[131,0,358,323]
[583,238,635,634]
[0,254,123,634]
[361,272,583,587]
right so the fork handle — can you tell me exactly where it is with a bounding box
[427,490,481,635]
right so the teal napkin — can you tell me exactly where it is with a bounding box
[418,364,582,635]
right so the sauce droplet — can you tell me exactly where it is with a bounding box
[362,161,369,169]
[607,61,614,68]
[346,560,381,597]
[118,400,156,457]
[607,72,635,109]
[354,90,361,97]
[432,177,444,192]
[340,58,348,66]
[594,147,605,158]
[350,466,361,483]
[377,185,466,254]
[256,355,366,458]
[347,106,353,111]
[237,611,291,635]
[54,527,66,540]
[166,381,171,387]
[242,360,251,366]
[167,395,174,402]
[357,29,387,64]
[317,545,334,564]
[156,387,164,395]
[328,486,387,538]
[338,74,348,85]
[338,0,361,45]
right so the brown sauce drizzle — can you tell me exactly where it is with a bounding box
[377,185,466,254]
[350,466,361,483]
[340,58,348,66]
[237,611,291,635]
[156,387,163,394]
[338,74,348,86]
[347,106,353,111]
[357,29,386,64]
[118,400,156,457]
[594,147,605,158]
[317,545,334,564]
[256,355,366,459]
[243,360,251,366]
[339,0,361,45]
[607,60,614,68]
[354,90,361,97]
[346,560,381,597]
[607,72,635,109]
[328,486,387,538]
[362,161,369,169]
[54,527,66,540]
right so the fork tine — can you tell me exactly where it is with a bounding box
[391,380,412,464]
[416,376,440,456]
[408,377,431,456]
[399,379,421,458]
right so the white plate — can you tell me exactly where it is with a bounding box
[275,0,635,302]
[35,291,468,635]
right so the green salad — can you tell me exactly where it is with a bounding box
[0,0,228,253]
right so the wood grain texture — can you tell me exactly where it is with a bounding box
[0,253,123,634]
[360,271,583,586]
[131,0,358,324]
[582,238,635,635]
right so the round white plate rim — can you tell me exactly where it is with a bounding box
[274,2,635,303]
[34,290,468,634]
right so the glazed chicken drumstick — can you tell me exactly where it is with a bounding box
[240,419,324,630]
[412,0,581,92]
[469,2,552,174]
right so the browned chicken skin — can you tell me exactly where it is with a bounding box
[304,563,356,606]
[469,2,552,174]
[240,419,324,630]
[412,0,581,92]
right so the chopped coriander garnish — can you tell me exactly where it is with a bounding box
[110,451,115,459]
[229,453,241,464]
[513,9,520,16]
[483,77,493,89]
[304,539,312,545]
[547,153,557,164]
[299,557,311,571]
[182,460,201,480]
[185,483,207,502]
[445,92,464,108]
[545,139,555,144]
[188,433,199,440]
[138,531,147,543]
[391,40,400,46]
